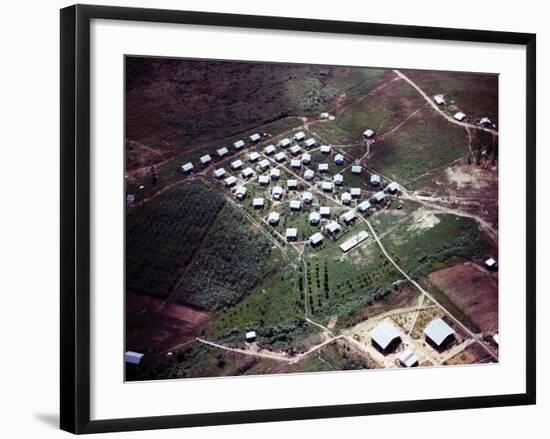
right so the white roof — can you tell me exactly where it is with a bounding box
[275,152,286,161]
[304,169,315,179]
[453,112,466,121]
[234,140,245,149]
[334,154,344,163]
[493,333,499,345]
[322,182,333,191]
[351,165,362,174]
[309,212,321,223]
[268,211,280,223]
[424,318,455,346]
[398,349,419,367]
[294,131,305,140]
[291,159,301,168]
[341,192,351,202]
[213,168,226,178]
[182,162,193,172]
[433,94,445,105]
[341,210,356,223]
[320,112,330,118]
[350,188,361,197]
[245,330,256,340]
[310,232,324,245]
[357,200,371,212]
[231,159,243,169]
[253,197,264,207]
[370,321,401,350]
[258,159,270,169]
[339,230,369,252]
[326,221,341,233]
[363,129,375,138]
[242,167,254,177]
[485,257,497,267]
[272,186,283,195]
[249,133,261,142]
[320,206,331,216]
[290,145,302,154]
[387,182,399,192]
[125,351,144,365]
[258,175,270,184]
[333,174,344,184]
[200,154,212,164]
[302,153,311,162]
[217,146,229,156]
[287,179,298,188]
[302,191,313,202]
[304,138,316,147]
[480,117,492,125]
[224,176,237,186]
[235,186,247,197]
[279,138,291,147]
[374,191,385,201]
[264,144,276,154]
[370,174,381,184]
[320,145,331,153]
[248,151,260,161]
[270,168,281,178]
[290,200,302,210]
[318,163,329,172]
[286,228,298,238]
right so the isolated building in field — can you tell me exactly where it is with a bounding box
[333,174,344,186]
[387,182,399,194]
[235,186,247,200]
[289,200,302,211]
[369,320,401,353]
[287,179,298,190]
[340,210,356,224]
[433,94,445,105]
[294,131,306,141]
[224,176,237,187]
[326,221,341,235]
[302,191,313,203]
[279,138,291,148]
[341,192,351,204]
[304,169,315,180]
[290,145,302,155]
[480,117,492,126]
[350,187,361,198]
[320,145,331,154]
[181,162,194,173]
[286,228,298,241]
[217,146,229,157]
[245,331,257,342]
[339,230,369,253]
[302,153,311,164]
[485,257,497,270]
[453,112,466,121]
[320,112,330,119]
[270,168,281,180]
[248,151,260,162]
[291,159,301,169]
[320,206,331,217]
[242,167,254,179]
[357,200,371,212]
[253,197,265,208]
[125,351,144,365]
[424,318,455,349]
[200,154,212,166]
[322,181,334,192]
[398,349,419,367]
[309,212,321,225]
[351,165,362,175]
[373,191,385,203]
[258,175,270,185]
[334,154,345,165]
[304,138,316,148]
[230,159,243,170]
[272,186,284,200]
[318,163,329,172]
[274,151,287,162]
[363,129,375,139]
[258,159,270,170]
[264,144,276,155]
[213,168,226,179]
[233,140,245,150]
[370,174,381,186]
[310,232,324,246]
[249,133,261,143]
[268,211,280,225]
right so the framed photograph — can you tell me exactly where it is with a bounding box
[60,4,536,434]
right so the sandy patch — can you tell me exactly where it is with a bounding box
[445,165,491,190]
[407,209,440,234]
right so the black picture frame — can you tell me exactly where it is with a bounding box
[60,4,536,434]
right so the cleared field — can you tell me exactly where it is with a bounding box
[428,263,498,333]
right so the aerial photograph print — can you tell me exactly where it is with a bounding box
[124,57,499,381]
